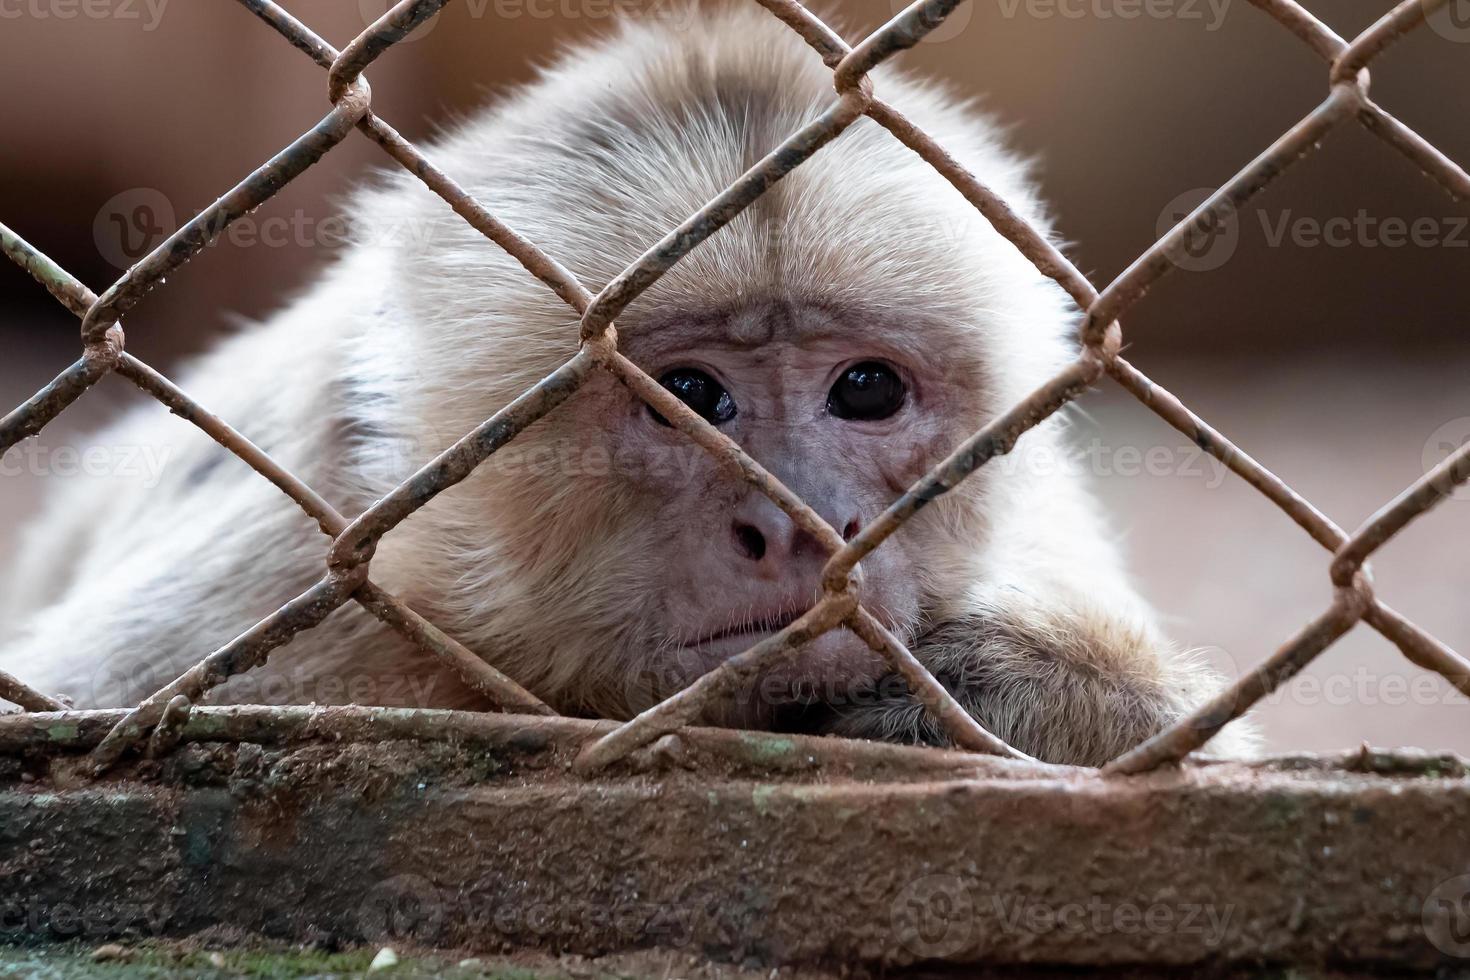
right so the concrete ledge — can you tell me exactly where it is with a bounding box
[2,706,1468,973]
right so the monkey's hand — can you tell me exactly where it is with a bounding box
[822,586,1254,766]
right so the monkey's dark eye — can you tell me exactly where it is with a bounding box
[827,362,906,421]
[651,368,736,427]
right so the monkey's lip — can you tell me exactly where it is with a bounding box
[670,614,889,723]
[681,607,808,650]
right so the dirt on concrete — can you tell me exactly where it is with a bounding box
[3,706,1470,977]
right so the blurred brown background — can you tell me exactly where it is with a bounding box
[1,0,1467,754]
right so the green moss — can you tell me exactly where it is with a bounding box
[736,733,795,763]
[187,715,230,737]
[186,947,377,977]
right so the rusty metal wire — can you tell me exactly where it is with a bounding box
[0,0,1466,779]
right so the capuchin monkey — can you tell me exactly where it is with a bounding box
[0,7,1251,765]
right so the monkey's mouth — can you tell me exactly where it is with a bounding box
[683,608,806,651]
[667,606,889,727]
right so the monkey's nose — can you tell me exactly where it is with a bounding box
[729,494,860,573]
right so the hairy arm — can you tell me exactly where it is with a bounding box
[824,584,1253,767]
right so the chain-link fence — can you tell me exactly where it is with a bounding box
[0,0,1466,779]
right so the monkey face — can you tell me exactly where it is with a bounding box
[508,296,991,727]
[358,15,1070,726]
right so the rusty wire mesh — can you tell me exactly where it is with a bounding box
[1,0,1468,778]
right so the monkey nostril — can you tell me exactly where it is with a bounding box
[842,519,861,542]
[733,523,767,562]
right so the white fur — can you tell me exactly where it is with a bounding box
[0,8,1253,763]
